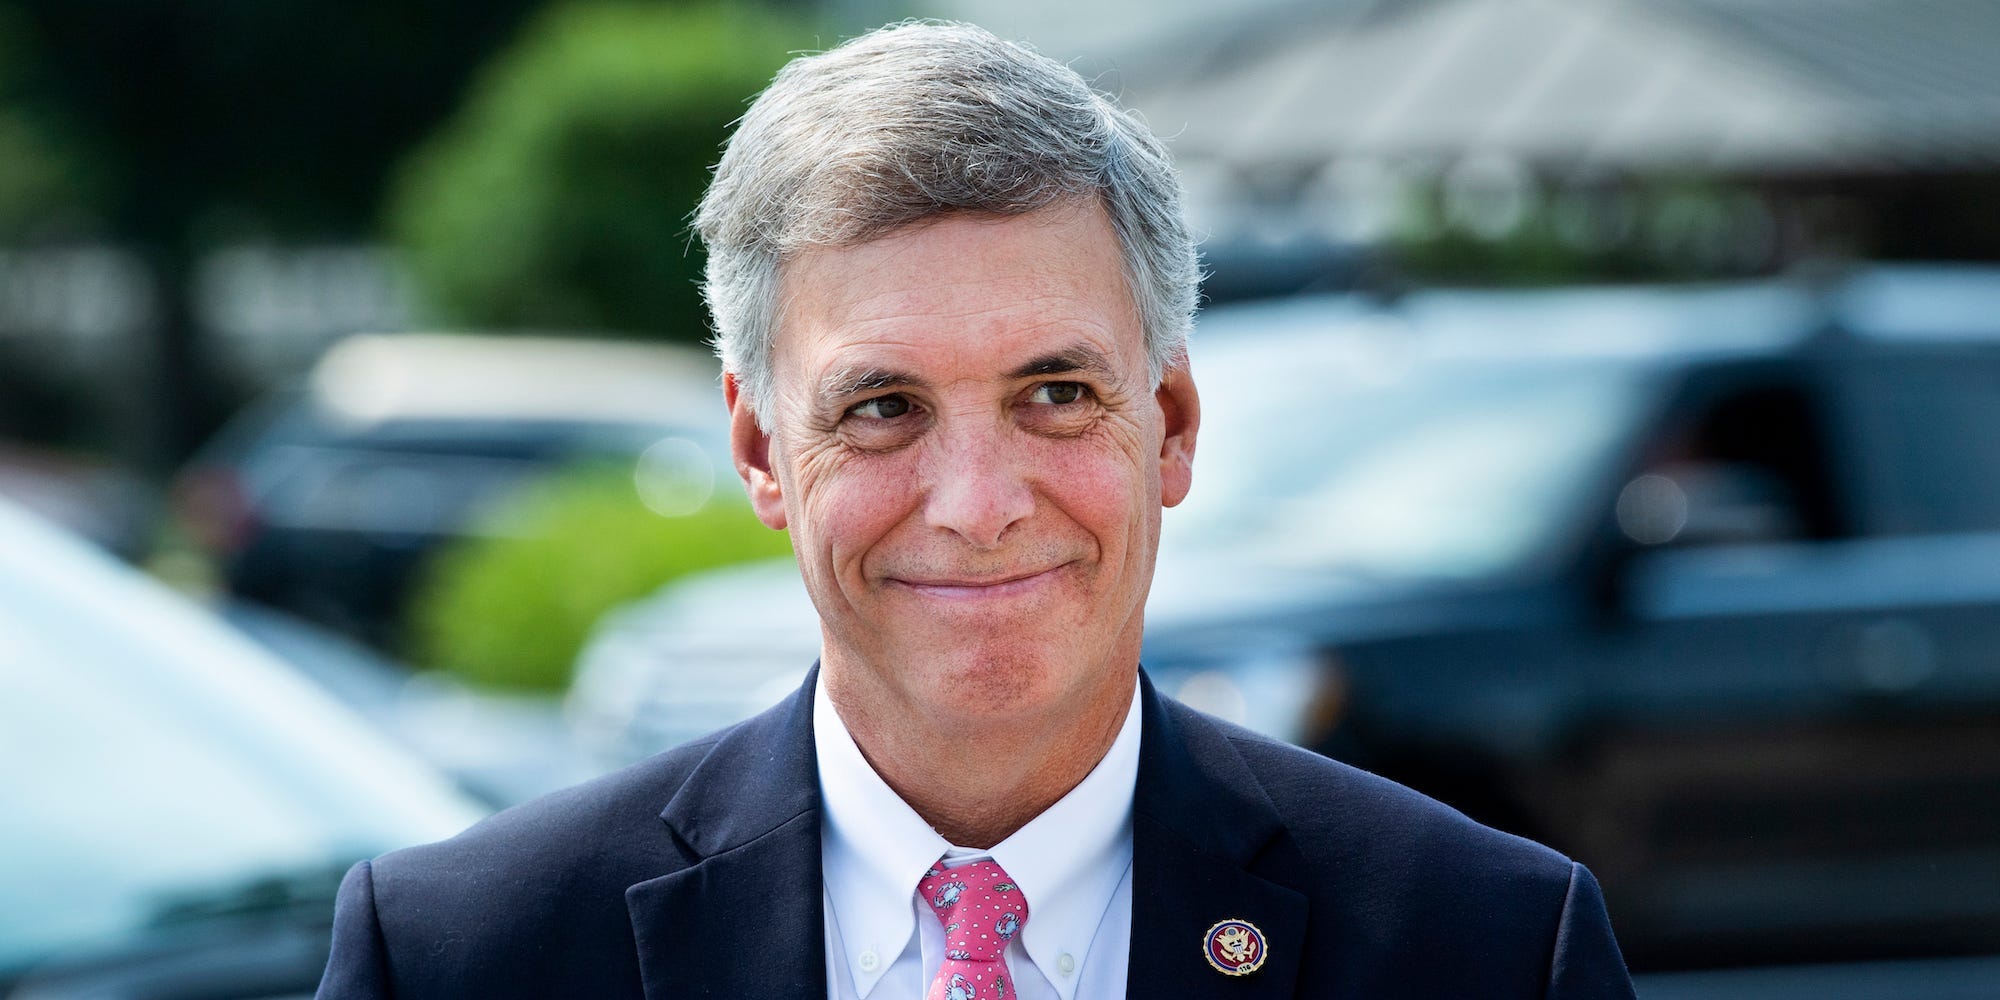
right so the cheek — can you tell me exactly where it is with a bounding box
[1029,435,1159,545]
[791,448,921,571]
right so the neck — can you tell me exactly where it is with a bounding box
[824,660,1135,849]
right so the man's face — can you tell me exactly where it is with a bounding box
[727,201,1198,728]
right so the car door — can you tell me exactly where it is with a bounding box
[1581,346,2000,968]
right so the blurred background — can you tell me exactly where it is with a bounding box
[4,0,2000,996]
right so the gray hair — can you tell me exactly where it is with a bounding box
[695,20,1199,424]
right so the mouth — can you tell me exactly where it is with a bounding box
[889,563,1070,601]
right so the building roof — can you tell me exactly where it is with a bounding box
[1117,0,2000,175]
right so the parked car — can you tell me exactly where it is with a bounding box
[567,264,2000,975]
[0,496,485,995]
[1143,264,2000,972]
[172,332,729,651]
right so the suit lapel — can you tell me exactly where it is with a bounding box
[1129,673,1309,999]
[621,667,1312,997]
[627,668,826,998]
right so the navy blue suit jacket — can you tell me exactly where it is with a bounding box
[318,670,1635,998]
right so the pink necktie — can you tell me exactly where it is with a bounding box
[917,858,1029,1000]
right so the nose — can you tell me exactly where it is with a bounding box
[921,422,1033,549]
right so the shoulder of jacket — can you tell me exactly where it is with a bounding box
[369,730,727,897]
[1195,706,1576,888]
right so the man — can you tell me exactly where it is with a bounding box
[319,21,1636,999]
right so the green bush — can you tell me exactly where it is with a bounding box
[0,9,99,237]
[405,462,793,692]
[387,1,815,341]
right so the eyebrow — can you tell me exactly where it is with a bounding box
[819,366,923,401]
[1008,345,1118,381]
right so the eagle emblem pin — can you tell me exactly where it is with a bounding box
[1203,918,1268,976]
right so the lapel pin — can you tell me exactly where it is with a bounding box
[1203,918,1267,976]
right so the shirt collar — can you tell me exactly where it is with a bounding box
[988,680,1139,1000]
[815,673,1141,1000]
[816,676,949,998]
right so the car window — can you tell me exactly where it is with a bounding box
[1172,360,1648,579]
[1614,376,1845,549]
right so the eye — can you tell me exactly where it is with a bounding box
[1028,382,1088,405]
[847,394,912,420]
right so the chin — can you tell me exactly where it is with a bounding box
[908,638,1122,715]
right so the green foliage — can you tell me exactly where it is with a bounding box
[405,462,793,692]
[0,7,95,237]
[9,0,548,239]
[388,2,815,341]
[1387,176,1777,285]
[0,110,81,234]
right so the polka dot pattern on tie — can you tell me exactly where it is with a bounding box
[917,858,1028,1000]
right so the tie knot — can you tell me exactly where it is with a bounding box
[917,858,1028,964]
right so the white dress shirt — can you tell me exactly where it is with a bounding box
[815,674,1139,1000]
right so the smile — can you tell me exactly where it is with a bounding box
[890,564,1070,601]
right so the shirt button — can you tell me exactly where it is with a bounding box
[857,949,879,972]
[1057,952,1076,977]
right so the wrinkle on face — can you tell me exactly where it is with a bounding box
[744,199,1193,743]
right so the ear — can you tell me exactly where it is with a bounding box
[724,373,788,530]
[1155,360,1199,508]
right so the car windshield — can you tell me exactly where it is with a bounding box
[0,502,482,975]
[1170,354,1648,580]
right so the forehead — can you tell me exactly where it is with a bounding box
[772,203,1143,387]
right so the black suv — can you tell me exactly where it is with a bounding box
[1145,265,2000,972]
